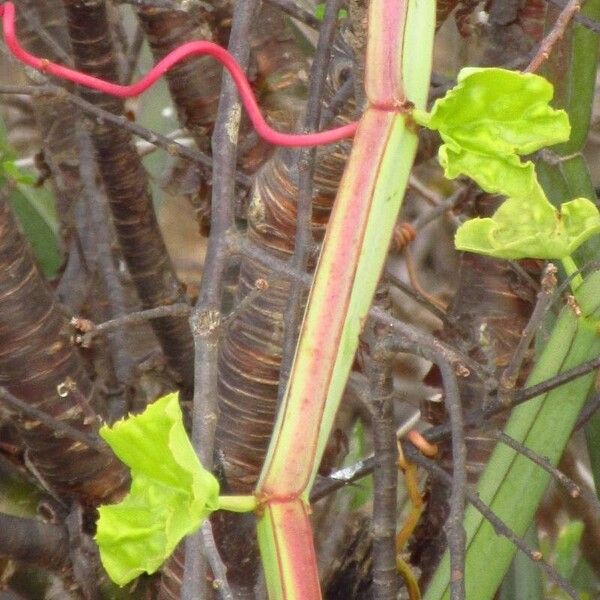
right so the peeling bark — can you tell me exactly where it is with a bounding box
[0,194,126,503]
[14,0,82,249]
[61,0,194,391]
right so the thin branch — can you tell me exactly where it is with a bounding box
[498,263,557,401]
[320,75,355,127]
[368,305,490,386]
[368,336,400,600]
[264,0,322,29]
[228,233,313,288]
[438,359,466,600]
[184,1,259,597]
[0,387,106,453]
[487,427,600,514]
[77,125,136,387]
[404,447,580,600]
[0,83,256,186]
[75,304,192,346]
[201,521,234,600]
[575,391,600,430]
[385,268,454,327]
[278,0,344,402]
[123,23,145,83]
[526,0,582,73]
[546,0,600,33]
[314,444,579,599]
[410,188,463,231]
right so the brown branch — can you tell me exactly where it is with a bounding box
[185,1,259,596]
[264,0,322,29]
[63,0,195,390]
[405,448,580,600]
[135,2,222,151]
[367,334,400,600]
[526,0,582,72]
[438,359,466,600]
[488,427,600,514]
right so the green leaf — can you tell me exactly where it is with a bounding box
[414,68,570,201]
[95,393,220,586]
[2,160,37,185]
[440,143,546,203]
[553,521,584,581]
[455,196,600,260]
[314,3,348,20]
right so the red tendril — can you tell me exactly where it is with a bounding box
[0,1,359,148]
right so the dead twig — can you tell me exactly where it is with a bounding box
[526,0,582,73]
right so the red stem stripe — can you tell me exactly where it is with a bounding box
[0,2,358,148]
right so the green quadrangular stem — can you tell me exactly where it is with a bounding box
[254,1,435,598]
[424,270,600,600]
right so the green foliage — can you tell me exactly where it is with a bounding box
[454,196,600,260]
[0,119,61,278]
[415,67,600,263]
[343,419,372,510]
[96,393,221,585]
[413,68,569,202]
[314,3,348,21]
[553,521,584,582]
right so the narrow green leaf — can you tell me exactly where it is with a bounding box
[553,521,584,581]
[455,196,600,260]
[499,526,544,600]
[95,393,220,586]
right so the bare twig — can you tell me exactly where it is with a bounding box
[368,305,489,385]
[201,521,234,600]
[410,188,463,231]
[0,387,106,453]
[546,0,600,33]
[314,442,579,599]
[184,1,259,596]
[385,268,454,327]
[0,84,255,186]
[123,23,145,83]
[498,263,557,401]
[278,0,344,401]
[77,126,136,388]
[367,336,400,600]
[405,447,580,600]
[526,0,582,73]
[438,359,466,600]
[575,392,600,430]
[264,0,322,29]
[487,427,600,514]
[75,304,192,346]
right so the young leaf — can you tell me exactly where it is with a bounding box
[95,393,220,586]
[440,143,546,204]
[455,196,600,260]
[413,68,570,201]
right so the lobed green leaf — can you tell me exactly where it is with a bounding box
[414,68,570,201]
[455,196,600,260]
[95,393,220,586]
